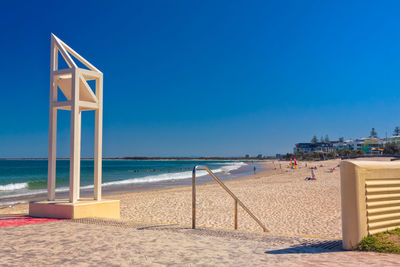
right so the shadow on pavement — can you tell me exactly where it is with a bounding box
[266,240,343,254]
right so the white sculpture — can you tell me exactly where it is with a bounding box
[48,34,103,203]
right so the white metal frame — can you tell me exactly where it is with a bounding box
[48,33,103,203]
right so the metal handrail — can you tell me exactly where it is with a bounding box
[192,165,268,232]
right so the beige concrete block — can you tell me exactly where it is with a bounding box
[29,198,120,219]
[341,160,400,250]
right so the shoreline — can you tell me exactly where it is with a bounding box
[112,159,343,238]
[0,161,267,210]
[1,158,349,239]
[104,161,272,199]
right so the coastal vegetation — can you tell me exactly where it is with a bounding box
[311,135,330,143]
[358,228,400,254]
[292,127,400,161]
[283,149,365,161]
[383,142,400,155]
[284,147,400,161]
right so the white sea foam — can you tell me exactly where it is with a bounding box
[0,182,28,191]
[102,170,208,187]
[100,161,247,187]
[0,162,247,202]
[218,162,246,173]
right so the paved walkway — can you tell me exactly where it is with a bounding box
[0,215,66,228]
[1,218,399,266]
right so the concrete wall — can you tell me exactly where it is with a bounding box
[341,161,400,249]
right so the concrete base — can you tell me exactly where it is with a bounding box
[29,198,120,219]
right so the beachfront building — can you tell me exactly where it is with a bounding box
[331,140,354,151]
[354,138,384,154]
[387,136,400,144]
[293,142,334,153]
[294,137,385,155]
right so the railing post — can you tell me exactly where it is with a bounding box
[192,166,196,229]
[192,165,268,233]
[234,199,238,230]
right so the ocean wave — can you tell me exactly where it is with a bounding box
[0,182,28,191]
[101,170,207,187]
[100,161,246,187]
[217,162,246,173]
[0,162,247,200]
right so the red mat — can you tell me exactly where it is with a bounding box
[0,216,66,228]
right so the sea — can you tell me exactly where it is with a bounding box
[0,159,260,205]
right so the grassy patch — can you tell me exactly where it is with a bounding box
[358,228,400,254]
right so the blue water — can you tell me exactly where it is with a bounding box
[0,160,248,202]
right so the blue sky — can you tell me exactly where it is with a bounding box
[1,0,400,158]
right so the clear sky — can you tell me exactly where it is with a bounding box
[1,0,400,158]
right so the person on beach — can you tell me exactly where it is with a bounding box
[305,168,317,181]
[254,166,256,174]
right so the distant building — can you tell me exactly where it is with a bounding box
[387,136,400,144]
[356,138,383,154]
[294,143,313,153]
[294,142,334,153]
[245,154,250,158]
[344,140,355,150]
[332,140,354,151]
[256,154,264,159]
[293,137,386,155]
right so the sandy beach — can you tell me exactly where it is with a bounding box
[116,159,343,238]
[3,158,400,265]
[3,218,400,266]
[3,219,400,266]
[3,159,400,266]
[3,159,344,238]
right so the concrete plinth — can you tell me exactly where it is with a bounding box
[29,198,120,219]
